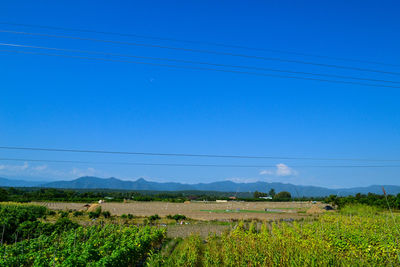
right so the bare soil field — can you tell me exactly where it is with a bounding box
[36,201,322,221]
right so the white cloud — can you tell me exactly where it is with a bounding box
[259,170,274,175]
[259,163,298,177]
[32,165,47,171]
[276,163,297,176]
[21,162,29,170]
[225,177,259,183]
[70,167,97,177]
[0,162,29,171]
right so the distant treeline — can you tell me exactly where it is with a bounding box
[0,187,320,203]
[0,187,256,203]
[0,187,399,209]
[325,193,400,209]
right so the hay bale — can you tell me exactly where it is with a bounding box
[87,204,100,212]
[306,205,325,214]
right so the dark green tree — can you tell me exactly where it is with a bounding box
[0,188,8,201]
[254,191,267,198]
[275,191,291,200]
[268,188,276,197]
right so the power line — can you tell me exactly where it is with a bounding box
[2,42,399,85]
[2,49,400,89]
[2,29,400,76]
[0,146,399,162]
[1,158,400,168]
[1,21,398,68]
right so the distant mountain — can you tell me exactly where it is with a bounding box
[0,177,43,187]
[1,176,399,197]
[42,177,194,191]
[34,176,400,197]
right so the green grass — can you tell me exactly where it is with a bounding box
[200,209,282,214]
[339,203,380,216]
[147,210,400,266]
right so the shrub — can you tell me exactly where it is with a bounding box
[73,211,84,217]
[88,206,102,219]
[52,218,80,233]
[58,210,69,218]
[167,214,187,221]
[102,211,111,218]
[0,203,48,243]
[149,214,160,221]
[1,224,166,266]
[47,210,56,216]
[15,217,78,241]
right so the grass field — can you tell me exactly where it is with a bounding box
[147,207,400,266]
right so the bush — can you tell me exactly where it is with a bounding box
[16,218,78,242]
[47,210,56,216]
[121,214,127,219]
[1,224,166,266]
[73,211,84,217]
[53,218,79,233]
[0,203,48,243]
[167,214,187,221]
[102,211,111,218]
[149,214,160,221]
[88,206,102,219]
[17,220,54,240]
[127,214,134,219]
[58,210,69,218]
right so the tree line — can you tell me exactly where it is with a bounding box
[1,187,399,209]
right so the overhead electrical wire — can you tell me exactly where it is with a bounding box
[1,42,399,85]
[0,146,399,162]
[1,21,398,68]
[1,29,400,76]
[0,158,400,168]
[1,49,400,89]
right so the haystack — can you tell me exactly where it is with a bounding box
[306,205,325,214]
[87,203,100,212]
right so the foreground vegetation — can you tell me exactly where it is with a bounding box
[1,225,164,266]
[1,202,400,266]
[0,203,165,266]
[148,207,400,266]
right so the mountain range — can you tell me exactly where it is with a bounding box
[1,176,400,197]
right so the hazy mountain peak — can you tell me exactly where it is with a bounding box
[1,176,400,197]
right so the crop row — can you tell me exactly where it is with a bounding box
[148,211,400,266]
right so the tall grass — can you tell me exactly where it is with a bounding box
[339,203,380,216]
[147,208,400,266]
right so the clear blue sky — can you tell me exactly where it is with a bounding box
[0,1,399,188]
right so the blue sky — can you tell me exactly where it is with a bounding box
[0,1,399,188]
